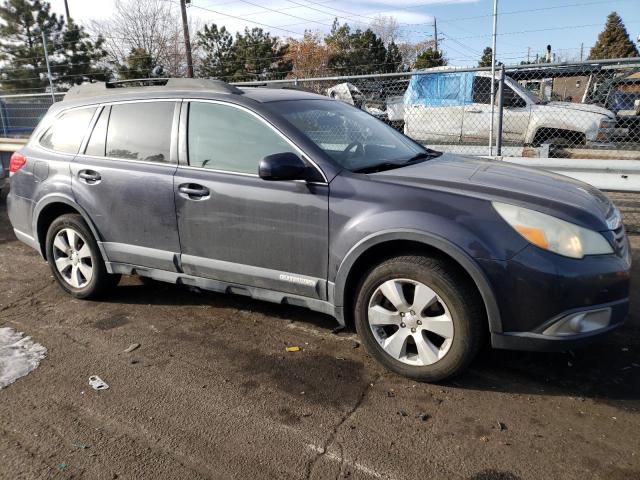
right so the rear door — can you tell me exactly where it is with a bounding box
[70,100,181,271]
[462,76,495,143]
[173,100,329,299]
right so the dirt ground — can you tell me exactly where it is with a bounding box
[0,196,639,480]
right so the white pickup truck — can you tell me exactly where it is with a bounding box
[402,71,623,146]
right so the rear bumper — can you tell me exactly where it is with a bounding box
[490,298,628,352]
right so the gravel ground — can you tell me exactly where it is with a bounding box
[0,196,639,480]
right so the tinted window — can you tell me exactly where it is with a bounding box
[40,107,96,154]
[85,106,109,156]
[188,102,295,174]
[106,102,174,163]
[472,77,494,104]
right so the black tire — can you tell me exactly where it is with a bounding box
[354,255,485,382]
[45,213,120,299]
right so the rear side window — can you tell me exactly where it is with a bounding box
[472,77,495,104]
[40,107,96,154]
[188,102,295,174]
[106,102,174,163]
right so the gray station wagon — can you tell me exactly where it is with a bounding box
[7,79,631,381]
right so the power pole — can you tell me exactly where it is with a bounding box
[180,0,194,78]
[433,17,438,53]
[526,47,530,63]
[580,42,584,61]
[63,0,70,22]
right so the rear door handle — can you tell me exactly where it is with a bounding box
[78,170,101,184]
[178,183,210,199]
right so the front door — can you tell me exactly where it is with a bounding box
[71,100,181,271]
[174,100,329,299]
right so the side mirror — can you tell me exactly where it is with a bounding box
[259,152,308,181]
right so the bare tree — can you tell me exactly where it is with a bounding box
[90,0,200,78]
[369,15,400,46]
[398,40,436,70]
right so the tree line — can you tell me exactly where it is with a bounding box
[0,0,637,94]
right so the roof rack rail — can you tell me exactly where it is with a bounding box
[64,78,243,100]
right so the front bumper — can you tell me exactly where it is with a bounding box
[490,298,628,351]
[478,241,631,352]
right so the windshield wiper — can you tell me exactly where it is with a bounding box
[354,151,442,174]
[403,151,441,164]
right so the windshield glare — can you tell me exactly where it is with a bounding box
[508,80,540,104]
[267,99,427,171]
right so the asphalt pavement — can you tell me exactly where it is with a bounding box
[0,195,639,480]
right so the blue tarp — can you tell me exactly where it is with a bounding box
[404,71,475,107]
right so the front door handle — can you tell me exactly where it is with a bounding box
[78,169,101,184]
[178,183,210,199]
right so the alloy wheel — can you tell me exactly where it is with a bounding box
[52,227,94,289]
[367,278,454,366]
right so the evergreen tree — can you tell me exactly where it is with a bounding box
[414,48,447,69]
[325,19,401,75]
[118,48,154,79]
[478,47,493,67]
[0,0,107,92]
[56,20,108,87]
[384,41,403,73]
[230,27,291,81]
[588,12,639,60]
[196,23,235,80]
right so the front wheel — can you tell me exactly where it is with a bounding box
[46,214,119,299]
[354,255,484,382]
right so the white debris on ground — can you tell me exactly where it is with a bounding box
[0,327,47,389]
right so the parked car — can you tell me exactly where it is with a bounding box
[7,79,631,381]
[403,71,625,146]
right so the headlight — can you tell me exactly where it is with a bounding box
[599,118,616,129]
[492,202,613,259]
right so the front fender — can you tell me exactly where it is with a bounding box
[332,229,503,334]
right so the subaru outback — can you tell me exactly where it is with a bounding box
[6,79,631,382]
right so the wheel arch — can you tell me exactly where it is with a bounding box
[332,230,502,334]
[33,195,107,260]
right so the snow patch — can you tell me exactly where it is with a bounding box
[0,327,47,389]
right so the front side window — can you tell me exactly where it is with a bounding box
[106,102,174,163]
[40,107,96,154]
[188,102,296,174]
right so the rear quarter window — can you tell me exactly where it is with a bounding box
[39,107,96,154]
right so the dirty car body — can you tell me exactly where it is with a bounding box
[6,79,632,381]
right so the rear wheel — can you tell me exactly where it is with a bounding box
[354,255,484,382]
[46,214,119,299]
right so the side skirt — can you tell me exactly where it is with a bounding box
[105,262,343,325]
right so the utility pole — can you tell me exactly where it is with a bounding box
[63,0,70,22]
[41,30,55,103]
[580,42,584,61]
[489,0,498,156]
[526,47,530,63]
[433,17,438,53]
[180,0,194,78]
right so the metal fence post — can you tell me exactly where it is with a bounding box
[41,30,56,103]
[496,64,505,157]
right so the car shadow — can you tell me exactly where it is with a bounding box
[105,278,640,404]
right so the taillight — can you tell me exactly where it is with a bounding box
[9,152,26,175]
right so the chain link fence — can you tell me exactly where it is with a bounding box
[236,57,640,160]
[1,58,639,230]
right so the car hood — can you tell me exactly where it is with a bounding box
[541,101,613,118]
[370,153,616,231]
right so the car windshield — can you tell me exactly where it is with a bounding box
[267,99,438,172]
